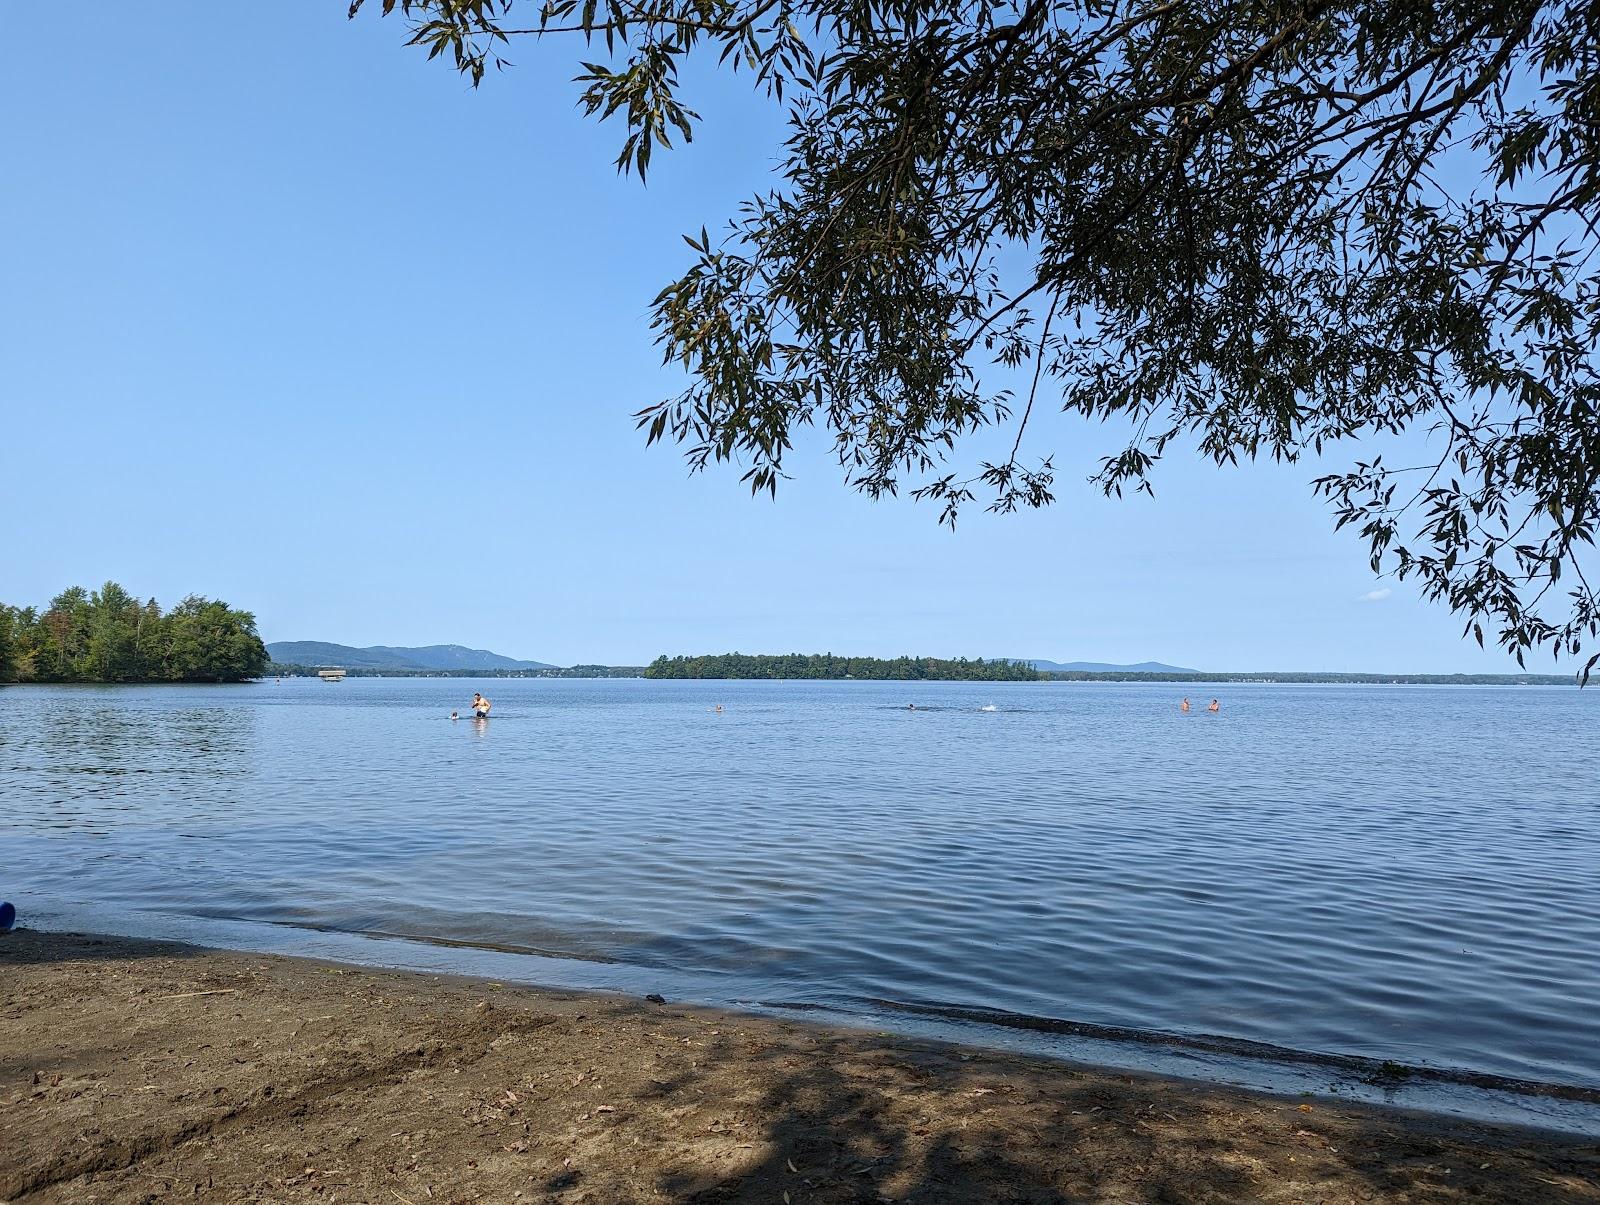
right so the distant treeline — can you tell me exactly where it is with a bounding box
[265,662,645,679]
[0,583,267,684]
[1042,670,1577,685]
[644,653,1040,681]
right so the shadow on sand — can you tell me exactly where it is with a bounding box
[630,1017,1600,1204]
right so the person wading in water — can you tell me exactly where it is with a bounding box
[471,692,492,720]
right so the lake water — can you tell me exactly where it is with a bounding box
[5,678,1599,1127]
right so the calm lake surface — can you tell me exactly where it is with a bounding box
[6,678,1599,1119]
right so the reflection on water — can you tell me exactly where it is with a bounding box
[5,695,256,834]
[4,677,1599,1103]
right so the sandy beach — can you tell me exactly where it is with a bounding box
[2,931,1596,1203]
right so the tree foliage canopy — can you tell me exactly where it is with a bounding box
[0,583,268,684]
[357,0,1600,675]
[645,651,1040,679]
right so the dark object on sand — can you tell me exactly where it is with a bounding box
[0,902,15,933]
[645,993,666,1004]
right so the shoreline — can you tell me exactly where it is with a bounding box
[20,894,1600,1135]
[5,931,1598,1202]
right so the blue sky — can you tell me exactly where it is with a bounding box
[0,5,1560,672]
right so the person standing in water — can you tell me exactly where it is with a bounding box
[1207,698,1220,713]
[1180,697,1191,713]
[471,692,492,719]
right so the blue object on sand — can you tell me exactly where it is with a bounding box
[0,901,14,933]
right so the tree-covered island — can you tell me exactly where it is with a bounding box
[645,653,1039,680]
[0,583,268,684]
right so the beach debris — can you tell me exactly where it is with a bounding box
[788,1158,800,1173]
[1297,1104,1314,1113]
[645,993,666,1004]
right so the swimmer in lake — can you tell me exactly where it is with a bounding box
[1207,698,1220,713]
[1180,697,1191,713]
[450,710,459,721]
[471,692,491,719]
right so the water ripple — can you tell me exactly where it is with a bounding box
[4,677,1598,1096]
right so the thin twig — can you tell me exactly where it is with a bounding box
[154,988,240,1001]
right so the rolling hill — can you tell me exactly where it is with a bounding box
[265,641,554,671]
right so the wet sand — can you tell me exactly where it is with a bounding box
[3,930,1597,1203]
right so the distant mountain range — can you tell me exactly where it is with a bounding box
[265,641,554,671]
[1013,659,1200,674]
[265,644,1196,675]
